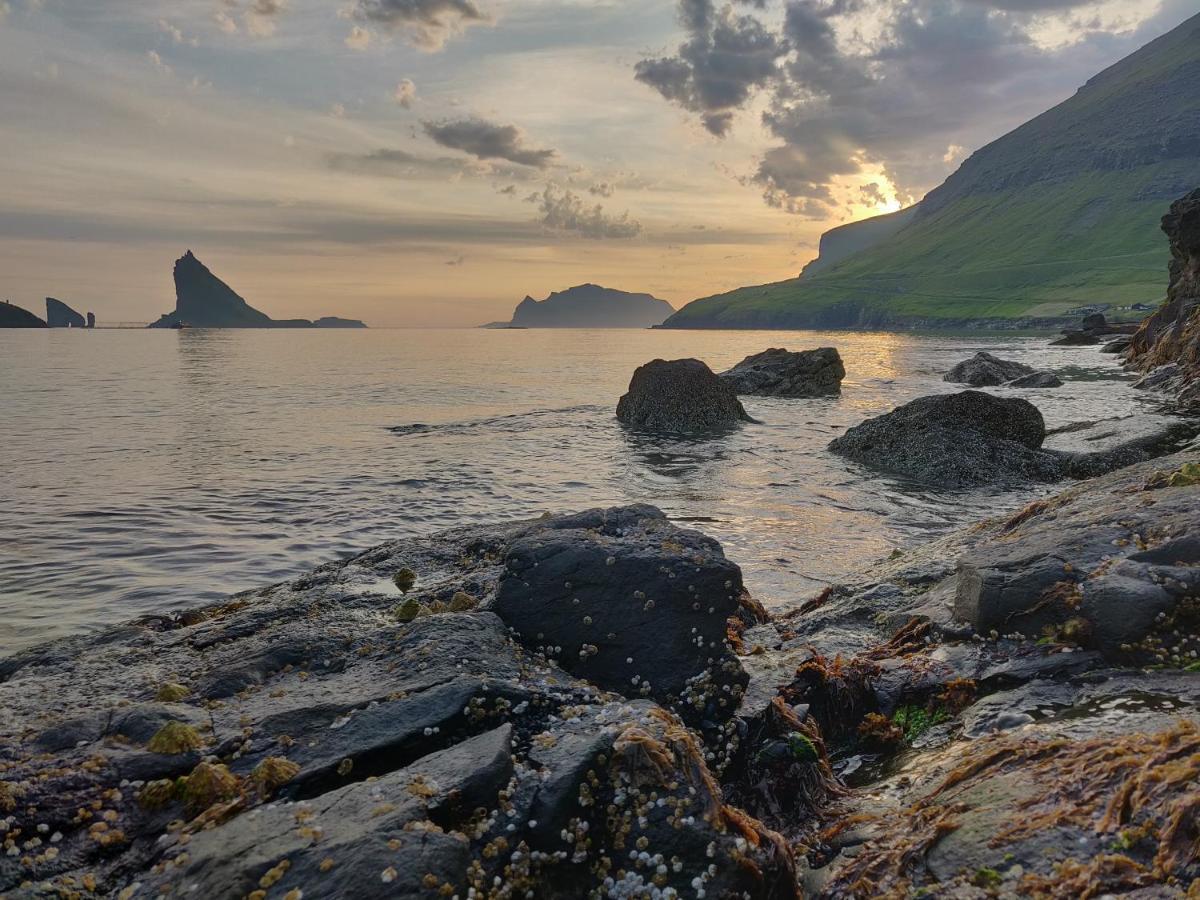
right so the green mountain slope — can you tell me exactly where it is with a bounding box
[665,13,1200,329]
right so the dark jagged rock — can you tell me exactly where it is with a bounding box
[0,506,796,899]
[147,251,368,329]
[313,316,367,328]
[86,312,96,329]
[0,299,47,328]
[828,390,1198,487]
[45,297,85,328]
[739,449,1200,897]
[1101,336,1131,353]
[720,347,845,397]
[828,391,1060,486]
[491,504,752,719]
[617,358,754,432]
[497,284,674,328]
[1005,371,1063,388]
[943,351,1034,387]
[1050,329,1102,346]
[1128,188,1200,406]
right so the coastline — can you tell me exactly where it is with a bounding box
[1,389,1197,897]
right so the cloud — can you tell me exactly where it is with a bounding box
[588,182,615,197]
[244,0,287,36]
[349,0,492,51]
[345,25,372,49]
[147,50,173,77]
[394,78,417,108]
[327,147,481,179]
[157,19,198,46]
[423,117,556,168]
[535,185,642,239]
[635,0,786,136]
[638,0,1166,216]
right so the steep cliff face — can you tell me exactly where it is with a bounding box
[507,284,674,328]
[1128,188,1200,405]
[148,252,367,328]
[0,300,47,328]
[45,297,86,328]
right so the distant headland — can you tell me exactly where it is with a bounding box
[482,284,674,329]
[149,252,367,329]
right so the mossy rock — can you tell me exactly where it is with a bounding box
[155,682,190,703]
[393,567,417,593]
[251,757,301,797]
[393,597,422,623]
[179,762,241,813]
[147,721,204,755]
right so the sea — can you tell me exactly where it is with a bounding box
[0,327,1164,655]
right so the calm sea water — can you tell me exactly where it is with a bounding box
[0,328,1161,655]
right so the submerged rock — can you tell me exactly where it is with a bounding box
[720,347,845,397]
[943,351,1034,387]
[617,357,753,432]
[1050,330,1102,346]
[1004,370,1063,388]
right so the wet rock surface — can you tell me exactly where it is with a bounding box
[943,351,1034,387]
[3,454,1199,897]
[719,347,845,397]
[829,390,1200,487]
[1005,370,1063,388]
[753,448,1200,897]
[617,358,753,432]
[0,506,796,899]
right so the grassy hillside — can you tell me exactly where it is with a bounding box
[666,13,1200,329]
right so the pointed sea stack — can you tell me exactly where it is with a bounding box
[45,298,86,328]
[148,251,367,329]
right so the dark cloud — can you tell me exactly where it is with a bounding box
[326,147,475,179]
[423,117,556,168]
[535,186,642,239]
[635,0,786,136]
[588,182,615,197]
[350,0,490,50]
[639,0,1157,216]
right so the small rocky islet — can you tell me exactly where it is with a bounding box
[1,193,1199,899]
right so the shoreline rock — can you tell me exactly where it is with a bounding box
[1128,188,1200,407]
[2,446,1199,896]
[943,351,1034,387]
[829,389,1199,487]
[617,358,754,432]
[720,347,845,397]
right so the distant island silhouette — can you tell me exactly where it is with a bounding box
[482,284,674,329]
[0,299,47,328]
[149,251,367,329]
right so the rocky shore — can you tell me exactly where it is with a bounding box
[2,423,1198,897]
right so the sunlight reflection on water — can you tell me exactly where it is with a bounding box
[0,326,1163,654]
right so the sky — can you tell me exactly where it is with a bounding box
[0,0,1193,326]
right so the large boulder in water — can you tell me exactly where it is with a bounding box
[616,358,753,431]
[829,390,1065,487]
[943,351,1034,387]
[45,297,85,328]
[720,347,845,397]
